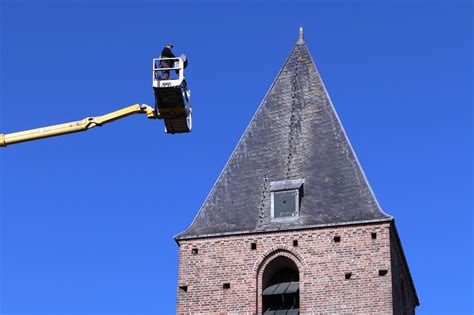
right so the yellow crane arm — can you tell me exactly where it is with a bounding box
[0,104,157,147]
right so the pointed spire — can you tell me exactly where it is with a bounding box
[298,26,304,44]
[175,35,390,240]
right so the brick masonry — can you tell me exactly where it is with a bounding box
[176,222,417,314]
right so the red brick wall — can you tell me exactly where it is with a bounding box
[176,222,396,314]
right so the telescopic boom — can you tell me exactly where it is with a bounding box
[1,55,192,147]
[0,104,157,147]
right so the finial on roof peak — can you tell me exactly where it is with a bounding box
[298,26,304,44]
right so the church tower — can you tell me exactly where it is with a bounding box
[175,29,419,314]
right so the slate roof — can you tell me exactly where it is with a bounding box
[175,31,391,241]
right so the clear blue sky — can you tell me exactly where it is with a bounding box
[0,0,472,314]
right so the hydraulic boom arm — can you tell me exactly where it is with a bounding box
[0,104,157,147]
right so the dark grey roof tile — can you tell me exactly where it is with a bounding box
[175,34,390,240]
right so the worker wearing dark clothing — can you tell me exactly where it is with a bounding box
[161,45,175,59]
[159,44,175,80]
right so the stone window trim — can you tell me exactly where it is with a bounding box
[270,179,304,221]
[269,179,305,192]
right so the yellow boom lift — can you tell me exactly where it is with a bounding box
[0,55,192,147]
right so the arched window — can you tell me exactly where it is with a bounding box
[262,256,300,314]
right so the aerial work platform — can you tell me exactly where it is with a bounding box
[1,54,193,147]
[153,56,192,134]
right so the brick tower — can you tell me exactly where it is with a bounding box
[175,29,419,314]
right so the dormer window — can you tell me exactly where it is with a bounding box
[270,179,304,220]
[273,190,298,219]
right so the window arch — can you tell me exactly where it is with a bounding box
[262,256,300,314]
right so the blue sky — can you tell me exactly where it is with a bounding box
[0,0,472,314]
